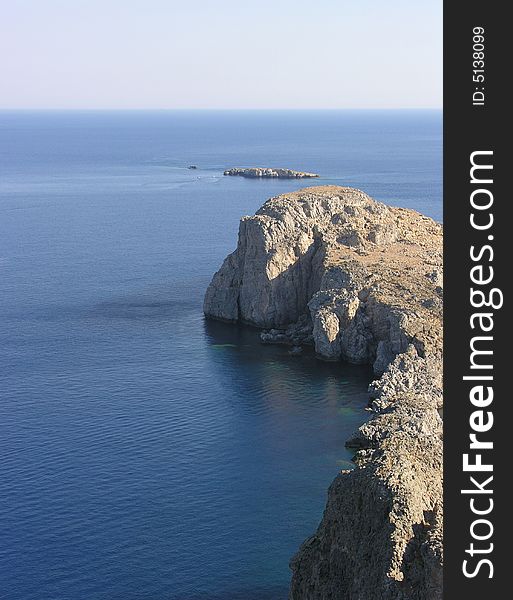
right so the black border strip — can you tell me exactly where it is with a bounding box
[444,3,506,595]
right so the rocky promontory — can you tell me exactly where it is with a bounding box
[204,186,443,600]
[223,167,319,179]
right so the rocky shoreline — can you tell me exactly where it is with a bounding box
[204,186,443,600]
[223,167,319,179]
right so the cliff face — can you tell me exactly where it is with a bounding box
[204,186,443,600]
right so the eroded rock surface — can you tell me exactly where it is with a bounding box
[204,186,443,600]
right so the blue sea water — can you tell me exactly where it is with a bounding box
[0,110,442,600]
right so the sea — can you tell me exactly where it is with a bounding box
[0,110,442,600]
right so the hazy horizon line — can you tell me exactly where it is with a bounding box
[0,107,443,112]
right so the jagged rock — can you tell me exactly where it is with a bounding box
[203,186,443,600]
[204,186,442,369]
[368,346,443,412]
[223,167,319,178]
[260,314,314,346]
[290,411,443,600]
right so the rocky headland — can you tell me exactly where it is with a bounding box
[204,186,443,600]
[224,167,319,179]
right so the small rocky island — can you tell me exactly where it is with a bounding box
[223,167,319,179]
[204,186,443,600]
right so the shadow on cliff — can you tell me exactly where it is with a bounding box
[399,509,443,600]
[206,232,325,328]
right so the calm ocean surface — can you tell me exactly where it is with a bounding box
[0,110,441,600]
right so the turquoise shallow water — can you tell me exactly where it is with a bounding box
[0,110,441,599]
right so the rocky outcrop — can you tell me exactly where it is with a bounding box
[224,167,319,178]
[290,344,443,600]
[204,186,443,600]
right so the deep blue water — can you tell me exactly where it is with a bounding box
[0,110,441,600]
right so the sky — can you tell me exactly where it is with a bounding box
[0,0,442,110]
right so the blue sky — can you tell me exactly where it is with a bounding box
[0,0,442,109]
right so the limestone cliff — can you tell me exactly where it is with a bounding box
[204,186,443,600]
